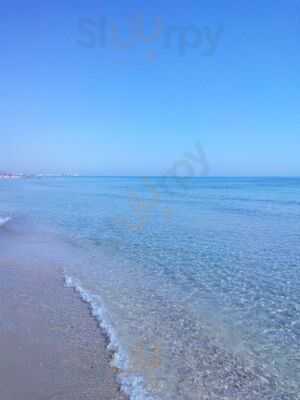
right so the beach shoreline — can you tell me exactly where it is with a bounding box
[0,255,126,400]
[1,176,299,399]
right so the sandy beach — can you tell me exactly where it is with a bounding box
[0,233,126,400]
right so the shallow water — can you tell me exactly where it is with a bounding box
[1,177,300,399]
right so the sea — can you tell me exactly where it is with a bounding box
[0,177,299,400]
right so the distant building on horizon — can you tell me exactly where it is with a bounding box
[0,171,24,179]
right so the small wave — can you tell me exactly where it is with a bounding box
[0,216,11,227]
[64,275,157,400]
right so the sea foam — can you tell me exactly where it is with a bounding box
[0,216,11,227]
[64,275,157,400]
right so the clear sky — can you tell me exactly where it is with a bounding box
[1,0,299,176]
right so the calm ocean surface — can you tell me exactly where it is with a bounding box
[1,177,300,399]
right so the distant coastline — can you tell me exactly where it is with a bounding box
[0,172,23,179]
[0,173,79,179]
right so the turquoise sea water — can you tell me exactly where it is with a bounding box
[1,177,300,399]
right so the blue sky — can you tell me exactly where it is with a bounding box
[0,0,299,176]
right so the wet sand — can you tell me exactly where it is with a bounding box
[0,251,126,399]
